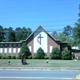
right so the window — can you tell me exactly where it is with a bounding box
[4,44,7,48]
[18,44,21,47]
[13,44,16,48]
[50,46,53,53]
[9,44,12,48]
[0,44,3,48]
[29,46,31,52]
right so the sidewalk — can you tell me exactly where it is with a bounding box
[0,67,80,70]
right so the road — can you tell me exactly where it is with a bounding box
[0,69,80,80]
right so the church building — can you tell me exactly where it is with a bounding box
[0,26,70,56]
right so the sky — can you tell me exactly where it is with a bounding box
[0,0,80,32]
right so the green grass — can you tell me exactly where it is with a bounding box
[0,59,80,70]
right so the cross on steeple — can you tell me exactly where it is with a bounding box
[37,34,43,45]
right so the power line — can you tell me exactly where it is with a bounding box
[0,19,77,22]
[0,2,79,9]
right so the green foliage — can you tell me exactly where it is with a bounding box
[7,27,16,42]
[15,27,32,42]
[0,25,4,42]
[44,56,49,59]
[1,55,6,59]
[19,43,31,58]
[0,26,32,42]
[16,55,20,59]
[36,47,45,59]
[0,54,2,59]
[28,55,32,59]
[32,55,36,59]
[6,55,11,59]
[73,4,80,46]
[11,55,16,59]
[63,25,73,38]
[61,49,72,60]
[50,47,61,59]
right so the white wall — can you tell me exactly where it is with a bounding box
[13,48,16,53]
[0,48,3,53]
[50,46,53,53]
[18,48,20,53]
[4,48,7,53]
[29,46,31,52]
[34,27,47,53]
[9,48,12,53]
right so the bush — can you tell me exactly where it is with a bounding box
[61,49,72,60]
[32,55,36,59]
[28,55,32,59]
[6,55,11,59]
[11,55,16,59]
[1,55,6,59]
[16,55,20,59]
[36,47,45,59]
[49,56,52,59]
[0,54,2,59]
[50,47,61,59]
[19,43,31,58]
[44,56,49,59]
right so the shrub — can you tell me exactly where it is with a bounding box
[19,43,31,58]
[1,55,6,59]
[44,56,49,59]
[36,47,45,59]
[11,55,16,59]
[61,49,72,60]
[49,56,52,59]
[28,55,32,59]
[32,55,36,59]
[0,54,2,59]
[6,55,11,59]
[16,55,20,59]
[50,47,61,59]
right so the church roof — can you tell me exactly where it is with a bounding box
[0,25,68,44]
[22,25,61,42]
[21,25,67,43]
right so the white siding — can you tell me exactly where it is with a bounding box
[9,48,12,53]
[4,48,7,53]
[34,27,47,53]
[13,48,16,53]
[29,46,31,52]
[0,48,3,53]
[18,48,20,53]
[50,46,53,53]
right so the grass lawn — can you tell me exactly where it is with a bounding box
[0,59,80,70]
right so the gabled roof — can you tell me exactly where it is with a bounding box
[22,25,60,42]
[0,25,68,44]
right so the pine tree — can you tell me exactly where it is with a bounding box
[73,4,80,46]
[19,43,31,58]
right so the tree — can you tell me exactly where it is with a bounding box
[61,49,72,60]
[19,43,31,58]
[50,47,61,59]
[15,27,22,41]
[51,31,74,46]
[36,47,45,59]
[73,4,80,46]
[0,25,4,42]
[7,27,16,42]
[51,31,58,39]
[3,28,8,42]
[63,25,73,38]
[21,27,32,40]
[15,27,32,41]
